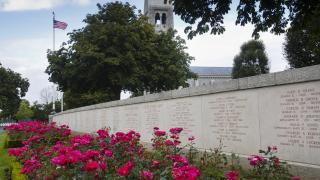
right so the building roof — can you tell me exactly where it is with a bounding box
[190,66,232,76]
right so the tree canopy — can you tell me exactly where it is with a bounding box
[232,40,269,78]
[0,63,29,117]
[283,5,320,68]
[15,100,34,121]
[172,0,320,39]
[31,101,61,120]
[46,2,195,109]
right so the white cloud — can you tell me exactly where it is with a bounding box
[0,0,91,11]
[176,21,288,73]
[0,38,54,102]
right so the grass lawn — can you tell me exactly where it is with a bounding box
[0,133,25,180]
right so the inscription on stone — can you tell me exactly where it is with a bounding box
[168,100,196,137]
[122,106,141,132]
[112,108,120,132]
[276,88,320,149]
[99,109,107,129]
[207,96,249,143]
[144,103,163,134]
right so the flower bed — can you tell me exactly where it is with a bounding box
[5,121,300,180]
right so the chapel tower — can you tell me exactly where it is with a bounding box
[144,0,174,32]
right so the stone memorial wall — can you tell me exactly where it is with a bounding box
[52,65,320,170]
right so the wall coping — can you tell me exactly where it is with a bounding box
[52,64,320,116]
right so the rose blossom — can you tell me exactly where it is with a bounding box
[165,140,174,146]
[225,170,239,180]
[21,158,42,174]
[99,161,107,170]
[169,155,188,165]
[84,161,99,171]
[248,155,265,166]
[8,147,27,157]
[68,150,83,163]
[172,165,200,180]
[51,155,68,166]
[169,128,183,134]
[154,130,166,137]
[188,136,195,141]
[151,160,160,167]
[71,134,93,146]
[117,161,134,176]
[140,170,154,180]
[83,149,100,160]
[174,140,181,146]
[97,129,109,139]
[104,150,113,158]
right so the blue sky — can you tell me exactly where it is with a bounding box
[0,0,287,103]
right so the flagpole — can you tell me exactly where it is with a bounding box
[52,11,55,51]
[52,12,56,113]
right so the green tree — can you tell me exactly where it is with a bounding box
[172,0,320,39]
[15,100,34,120]
[232,40,269,78]
[31,101,61,120]
[46,2,195,109]
[0,63,29,117]
[283,5,320,68]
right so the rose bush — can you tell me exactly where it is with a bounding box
[5,121,299,180]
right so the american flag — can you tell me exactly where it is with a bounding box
[53,20,68,30]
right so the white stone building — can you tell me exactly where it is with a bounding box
[144,0,174,32]
[144,0,233,87]
[188,66,232,87]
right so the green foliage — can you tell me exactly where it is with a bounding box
[5,140,23,149]
[247,148,292,180]
[46,1,195,109]
[284,5,320,68]
[196,146,228,179]
[30,101,61,120]
[172,0,320,39]
[232,40,270,78]
[15,100,34,121]
[0,63,29,117]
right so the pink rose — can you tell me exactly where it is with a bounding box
[84,161,99,171]
[151,160,160,167]
[165,140,175,146]
[97,129,109,139]
[154,130,166,137]
[104,150,113,158]
[225,170,239,180]
[248,155,265,166]
[169,128,183,134]
[117,161,134,176]
[8,147,27,157]
[188,136,195,141]
[140,170,154,180]
[51,155,67,166]
[99,161,107,170]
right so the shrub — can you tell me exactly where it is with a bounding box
[5,121,298,180]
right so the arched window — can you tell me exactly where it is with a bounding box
[162,13,167,24]
[164,0,167,4]
[155,13,161,25]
